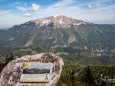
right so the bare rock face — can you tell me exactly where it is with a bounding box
[0,53,64,86]
[33,15,88,28]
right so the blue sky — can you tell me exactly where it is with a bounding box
[0,0,115,28]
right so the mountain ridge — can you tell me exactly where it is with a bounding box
[0,15,115,53]
[10,15,91,30]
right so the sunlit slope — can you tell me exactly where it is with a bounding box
[3,24,115,52]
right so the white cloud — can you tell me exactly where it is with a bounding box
[17,6,27,11]
[28,3,40,12]
[52,0,77,8]
[88,4,95,9]
[0,10,13,15]
[15,2,20,5]
[96,0,112,3]
[17,3,40,12]
[23,13,31,17]
[0,13,33,28]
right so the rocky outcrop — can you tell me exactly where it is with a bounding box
[33,15,88,28]
[0,53,64,86]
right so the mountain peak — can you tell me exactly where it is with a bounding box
[33,15,89,29]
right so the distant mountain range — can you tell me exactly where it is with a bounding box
[0,15,115,53]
